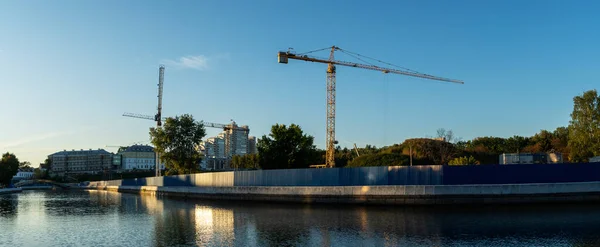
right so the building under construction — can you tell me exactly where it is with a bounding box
[199,121,256,170]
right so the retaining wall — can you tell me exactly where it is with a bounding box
[0,188,22,195]
[87,182,600,205]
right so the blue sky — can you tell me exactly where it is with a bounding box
[1,1,599,166]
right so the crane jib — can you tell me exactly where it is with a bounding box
[279,52,463,84]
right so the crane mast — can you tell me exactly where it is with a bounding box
[156,65,165,127]
[278,46,463,168]
[326,47,336,168]
[155,65,165,176]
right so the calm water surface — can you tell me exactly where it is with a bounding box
[2,190,600,246]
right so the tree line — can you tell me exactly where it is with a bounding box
[149,89,600,173]
[2,90,596,182]
[0,153,50,187]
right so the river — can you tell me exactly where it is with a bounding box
[1,190,600,246]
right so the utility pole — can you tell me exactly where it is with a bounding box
[410,145,413,166]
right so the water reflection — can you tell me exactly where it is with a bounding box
[0,194,18,217]
[42,190,121,216]
[148,198,600,247]
[4,190,600,246]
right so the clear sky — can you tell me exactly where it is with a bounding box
[1,1,599,166]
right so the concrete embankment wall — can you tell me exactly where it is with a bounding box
[21,186,53,190]
[87,182,600,205]
[85,163,600,205]
[0,188,22,195]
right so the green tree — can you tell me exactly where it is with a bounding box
[33,168,43,179]
[360,145,380,155]
[0,153,20,186]
[504,135,530,153]
[568,90,600,162]
[552,126,570,161]
[553,126,569,144]
[448,156,480,166]
[455,140,470,151]
[150,114,206,174]
[231,154,260,169]
[334,146,355,168]
[471,137,507,154]
[40,158,52,179]
[422,140,456,165]
[19,161,32,170]
[346,153,409,167]
[257,124,316,169]
[532,130,554,152]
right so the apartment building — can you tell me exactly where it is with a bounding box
[200,121,257,170]
[49,149,113,175]
[118,145,165,171]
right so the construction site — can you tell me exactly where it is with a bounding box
[110,45,464,176]
[43,45,463,177]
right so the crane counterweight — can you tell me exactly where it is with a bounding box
[278,52,288,64]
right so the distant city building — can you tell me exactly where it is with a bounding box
[11,168,34,183]
[199,121,256,170]
[118,145,165,171]
[49,149,113,175]
[248,136,257,154]
[223,123,250,158]
[112,154,122,167]
[200,135,227,170]
[499,153,563,165]
[591,156,600,163]
[431,137,446,142]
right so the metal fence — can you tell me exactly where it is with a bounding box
[87,162,600,187]
[443,162,600,185]
[89,165,442,187]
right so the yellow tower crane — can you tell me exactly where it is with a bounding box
[278,46,464,168]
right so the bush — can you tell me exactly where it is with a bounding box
[346,153,409,167]
[448,156,480,166]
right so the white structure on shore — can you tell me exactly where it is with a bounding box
[499,153,563,165]
[117,145,165,171]
[11,168,34,183]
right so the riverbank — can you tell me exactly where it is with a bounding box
[84,181,600,205]
[0,188,22,195]
[21,185,53,190]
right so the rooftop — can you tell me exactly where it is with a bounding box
[123,145,154,153]
[51,149,112,156]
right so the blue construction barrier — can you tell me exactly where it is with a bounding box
[443,162,600,185]
[89,165,443,187]
[87,162,600,187]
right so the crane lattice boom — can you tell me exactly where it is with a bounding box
[122,113,249,131]
[278,47,464,84]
